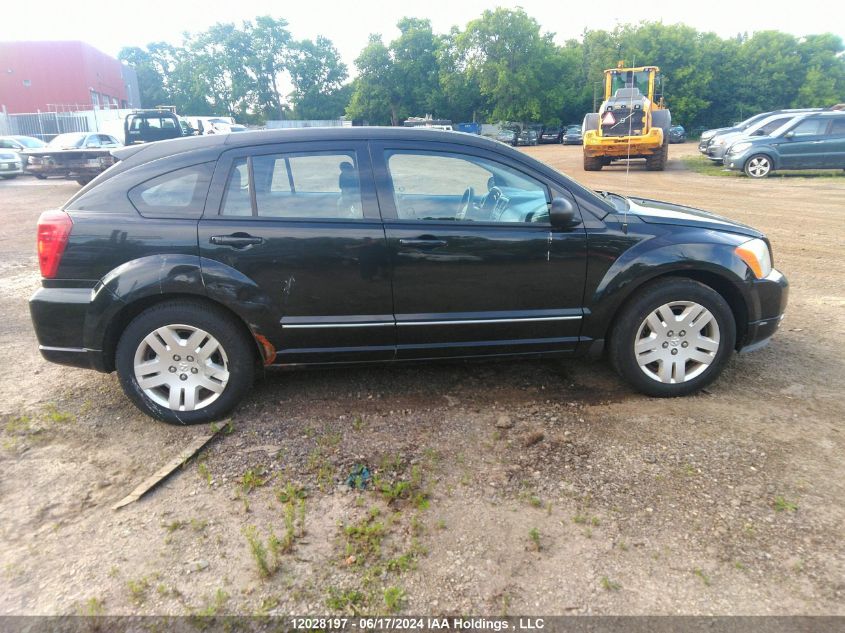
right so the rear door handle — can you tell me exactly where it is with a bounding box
[210,234,264,248]
[398,237,447,249]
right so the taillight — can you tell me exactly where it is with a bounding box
[37,210,73,278]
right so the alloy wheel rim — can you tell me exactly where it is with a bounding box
[133,324,229,412]
[634,301,720,384]
[748,157,770,177]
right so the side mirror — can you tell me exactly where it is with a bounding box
[549,197,580,228]
[784,131,795,139]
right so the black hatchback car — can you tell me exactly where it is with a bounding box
[30,128,788,423]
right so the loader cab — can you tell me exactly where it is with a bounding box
[605,66,661,107]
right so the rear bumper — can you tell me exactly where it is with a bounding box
[738,269,789,352]
[30,286,110,372]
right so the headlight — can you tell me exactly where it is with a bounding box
[736,238,773,279]
[729,142,752,154]
[701,130,716,140]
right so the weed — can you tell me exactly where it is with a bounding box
[693,568,711,586]
[126,577,150,605]
[197,459,212,485]
[276,481,306,504]
[528,496,542,508]
[773,496,798,512]
[80,597,105,616]
[600,576,621,591]
[191,518,209,532]
[343,510,386,563]
[108,566,120,578]
[573,514,600,526]
[383,586,406,613]
[352,416,364,431]
[241,468,267,493]
[44,404,74,424]
[326,587,365,612]
[528,527,541,551]
[163,519,187,533]
[244,526,272,579]
[436,519,447,530]
[734,561,746,571]
[194,588,229,617]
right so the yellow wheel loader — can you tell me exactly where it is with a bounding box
[582,63,671,171]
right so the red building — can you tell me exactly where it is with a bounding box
[0,41,135,114]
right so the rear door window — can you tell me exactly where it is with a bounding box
[219,151,364,219]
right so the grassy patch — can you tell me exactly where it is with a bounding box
[240,468,268,493]
[693,567,712,586]
[681,154,845,179]
[528,527,541,552]
[126,577,151,605]
[773,496,798,512]
[326,587,366,613]
[383,586,406,613]
[600,576,621,591]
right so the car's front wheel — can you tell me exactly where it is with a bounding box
[609,279,736,397]
[744,154,773,178]
[115,300,255,424]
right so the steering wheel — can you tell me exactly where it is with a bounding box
[481,186,503,211]
[456,186,475,221]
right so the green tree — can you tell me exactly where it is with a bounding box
[288,36,349,119]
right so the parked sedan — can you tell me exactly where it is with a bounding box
[0,150,23,179]
[699,109,823,155]
[538,126,563,144]
[30,128,788,423]
[496,128,517,145]
[24,133,121,184]
[515,129,538,146]
[668,125,686,144]
[0,135,47,167]
[724,111,845,177]
[562,125,583,145]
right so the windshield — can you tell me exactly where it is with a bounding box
[48,133,86,148]
[610,70,650,95]
[566,126,581,133]
[15,136,46,148]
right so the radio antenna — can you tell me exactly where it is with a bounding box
[622,57,635,233]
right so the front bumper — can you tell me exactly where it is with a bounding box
[583,128,664,157]
[723,148,756,171]
[738,269,788,352]
[0,161,23,176]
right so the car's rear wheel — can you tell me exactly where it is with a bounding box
[744,154,773,178]
[115,300,255,424]
[34,174,47,180]
[609,279,735,397]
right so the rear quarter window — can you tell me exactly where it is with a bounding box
[128,162,214,219]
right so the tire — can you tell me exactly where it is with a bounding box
[115,300,256,424]
[34,174,47,180]
[743,154,773,178]
[651,109,672,134]
[609,278,736,398]
[645,141,668,171]
[76,177,93,186]
[583,153,603,171]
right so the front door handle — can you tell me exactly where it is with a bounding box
[399,237,447,249]
[210,234,264,248]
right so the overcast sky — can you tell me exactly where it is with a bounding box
[3,0,844,70]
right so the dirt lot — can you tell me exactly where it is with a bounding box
[1,144,844,617]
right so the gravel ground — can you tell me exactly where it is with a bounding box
[1,144,843,616]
